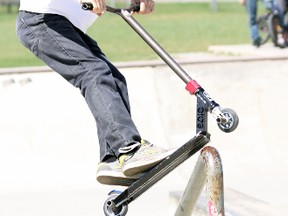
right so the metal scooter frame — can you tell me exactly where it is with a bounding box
[82,4,233,129]
[82,3,239,215]
[104,5,234,130]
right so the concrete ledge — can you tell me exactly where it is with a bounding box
[2,49,288,75]
[208,43,288,57]
[0,66,52,75]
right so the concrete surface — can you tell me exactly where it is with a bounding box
[0,42,288,215]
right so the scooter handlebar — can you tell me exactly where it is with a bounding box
[82,2,140,13]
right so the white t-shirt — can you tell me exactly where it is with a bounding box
[19,0,98,33]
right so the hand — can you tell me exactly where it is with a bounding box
[131,0,154,14]
[81,0,106,16]
[238,0,245,5]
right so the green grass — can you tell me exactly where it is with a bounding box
[0,3,253,68]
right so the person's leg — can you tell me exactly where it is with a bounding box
[273,0,286,27]
[80,34,139,161]
[263,0,273,9]
[246,0,262,46]
[16,12,141,161]
[277,0,288,30]
[274,0,286,13]
[16,11,172,186]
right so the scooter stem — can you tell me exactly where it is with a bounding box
[114,9,193,85]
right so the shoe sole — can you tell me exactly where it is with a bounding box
[96,171,141,186]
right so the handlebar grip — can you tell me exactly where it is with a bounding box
[82,2,93,10]
[81,2,140,13]
[129,3,140,12]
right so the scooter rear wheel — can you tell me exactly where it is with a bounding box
[103,191,128,216]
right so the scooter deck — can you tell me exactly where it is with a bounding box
[112,131,210,208]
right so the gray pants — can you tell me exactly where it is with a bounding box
[16,11,141,161]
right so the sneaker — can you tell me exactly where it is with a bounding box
[96,159,144,186]
[252,37,262,47]
[119,141,173,176]
[276,27,286,48]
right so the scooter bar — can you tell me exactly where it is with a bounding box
[82,2,140,13]
[81,3,239,132]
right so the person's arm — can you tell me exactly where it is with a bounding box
[80,0,154,15]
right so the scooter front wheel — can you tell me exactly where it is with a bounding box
[103,191,128,216]
[217,108,239,133]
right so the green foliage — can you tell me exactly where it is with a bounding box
[0,2,250,67]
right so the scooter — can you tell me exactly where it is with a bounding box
[82,3,239,216]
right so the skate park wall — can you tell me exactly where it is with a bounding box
[0,59,288,215]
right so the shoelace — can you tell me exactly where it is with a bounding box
[119,143,140,154]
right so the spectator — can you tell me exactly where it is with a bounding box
[241,0,286,47]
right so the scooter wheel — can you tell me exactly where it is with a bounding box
[268,12,286,48]
[103,190,128,216]
[217,108,239,133]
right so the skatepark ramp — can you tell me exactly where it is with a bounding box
[0,57,287,215]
